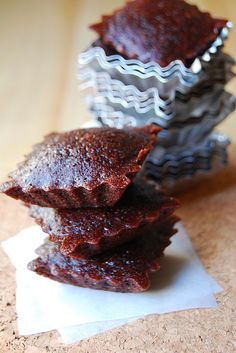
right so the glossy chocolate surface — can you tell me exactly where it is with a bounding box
[90,0,227,66]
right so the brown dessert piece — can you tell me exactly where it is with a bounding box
[29,178,180,257]
[0,126,159,208]
[90,0,227,66]
[28,215,179,293]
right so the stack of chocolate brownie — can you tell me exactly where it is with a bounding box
[0,126,180,292]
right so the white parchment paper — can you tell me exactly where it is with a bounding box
[2,223,222,344]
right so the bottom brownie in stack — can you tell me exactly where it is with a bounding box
[28,215,178,293]
[28,178,180,292]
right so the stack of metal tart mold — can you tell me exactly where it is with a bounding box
[79,21,235,185]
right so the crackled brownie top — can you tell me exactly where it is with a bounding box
[1,126,159,194]
[30,178,179,257]
[28,216,179,292]
[90,0,227,66]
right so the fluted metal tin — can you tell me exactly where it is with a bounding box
[86,92,235,147]
[84,88,235,130]
[79,51,234,104]
[143,132,230,183]
[147,131,229,165]
[79,23,232,97]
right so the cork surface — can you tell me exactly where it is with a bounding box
[0,145,236,353]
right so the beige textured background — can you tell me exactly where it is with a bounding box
[0,0,235,352]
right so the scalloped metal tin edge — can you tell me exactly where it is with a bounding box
[86,92,236,130]
[79,66,234,111]
[147,132,230,164]
[79,45,234,95]
[80,69,232,116]
[79,22,232,80]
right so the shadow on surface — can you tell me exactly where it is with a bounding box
[149,254,187,291]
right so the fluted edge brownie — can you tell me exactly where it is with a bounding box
[90,0,227,66]
[0,126,159,208]
[29,178,180,257]
[28,215,179,293]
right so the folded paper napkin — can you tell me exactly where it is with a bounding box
[2,223,222,344]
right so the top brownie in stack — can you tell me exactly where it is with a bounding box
[0,126,159,208]
[90,0,227,66]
